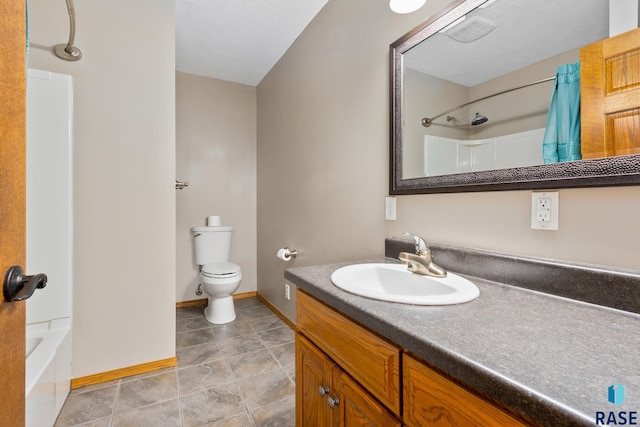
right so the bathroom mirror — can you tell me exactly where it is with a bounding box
[390,0,640,194]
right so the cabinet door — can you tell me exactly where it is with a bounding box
[332,367,401,427]
[403,354,530,427]
[297,290,401,415]
[296,334,335,427]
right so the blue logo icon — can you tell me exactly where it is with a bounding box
[608,382,625,406]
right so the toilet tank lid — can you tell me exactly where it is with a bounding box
[191,225,233,233]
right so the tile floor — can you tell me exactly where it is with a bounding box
[54,297,296,426]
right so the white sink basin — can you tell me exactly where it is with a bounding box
[330,263,479,305]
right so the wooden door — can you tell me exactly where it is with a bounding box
[296,334,335,427]
[332,367,400,427]
[0,0,27,425]
[581,27,640,159]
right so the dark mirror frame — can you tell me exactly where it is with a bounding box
[390,0,640,194]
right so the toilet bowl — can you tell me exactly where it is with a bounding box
[191,220,243,325]
[200,262,242,324]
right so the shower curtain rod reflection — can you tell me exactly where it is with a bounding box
[54,0,82,61]
[421,76,556,127]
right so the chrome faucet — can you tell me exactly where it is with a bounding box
[399,232,447,278]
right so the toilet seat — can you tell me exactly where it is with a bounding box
[201,262,241,279]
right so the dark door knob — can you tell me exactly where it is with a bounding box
[3,266,47,302]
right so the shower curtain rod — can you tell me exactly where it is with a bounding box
[421,76,556,127]
[54,0,82,61]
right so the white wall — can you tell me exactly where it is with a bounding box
[28,0,176,378]
[610,0,639,35]
[176,72,257,302]
[257,0,640,322]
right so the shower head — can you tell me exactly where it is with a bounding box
[471,112,488,126]
[445,112,489,127]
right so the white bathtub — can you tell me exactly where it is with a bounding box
[26,318,72,427]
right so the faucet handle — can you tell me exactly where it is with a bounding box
[403,232,429,254]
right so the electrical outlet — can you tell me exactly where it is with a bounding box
[531,191,559,230]
[536,210,550,222]
[385,197,396,220]
[537,198,551,210]
[284,284,290,300]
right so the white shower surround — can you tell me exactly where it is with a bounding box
[26,69,73,427]
[424,128,545,176]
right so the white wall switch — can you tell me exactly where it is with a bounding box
[284,283,290,300]
[531,191,559,230]
[385,196,396,220]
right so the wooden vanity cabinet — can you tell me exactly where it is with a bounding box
[296,334,400,427]
[296,290,401,414]
[296,289,533,427]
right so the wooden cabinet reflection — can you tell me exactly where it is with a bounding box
[582,27,640,159]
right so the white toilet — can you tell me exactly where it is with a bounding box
[191,218,242,324]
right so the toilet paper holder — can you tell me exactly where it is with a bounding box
[277,247,298,261]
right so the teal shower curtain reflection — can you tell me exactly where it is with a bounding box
[542,61,582,163]
[26,0,30,65]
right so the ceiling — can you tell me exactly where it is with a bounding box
[175,0,329,87]
[404,0,609,87]
[175,0,610,88]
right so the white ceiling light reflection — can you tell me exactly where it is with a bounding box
[390,0,426,14]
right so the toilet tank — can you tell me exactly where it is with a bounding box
[191,226,233,265]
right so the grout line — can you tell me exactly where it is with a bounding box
[234,375,257,427]
[106,395,183,425]
[176,365,185,427]
[108,379,121,427]
[221,332,256,427]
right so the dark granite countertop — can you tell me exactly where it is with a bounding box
[285,258,640,426]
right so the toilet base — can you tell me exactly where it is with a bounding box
[204,295,236,324]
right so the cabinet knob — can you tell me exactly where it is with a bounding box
[318,385,330,397]
[327,396,340,408]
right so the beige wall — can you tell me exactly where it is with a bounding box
[257,0,452,320]
[386,186,640,269]
[403,70,469,178]
[29,0,176,378]
[257,0,640,322]
[176,72,257,302]
[468,49,579,140]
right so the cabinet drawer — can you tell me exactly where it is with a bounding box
[297,290,401,415]
[403,354,530,427]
